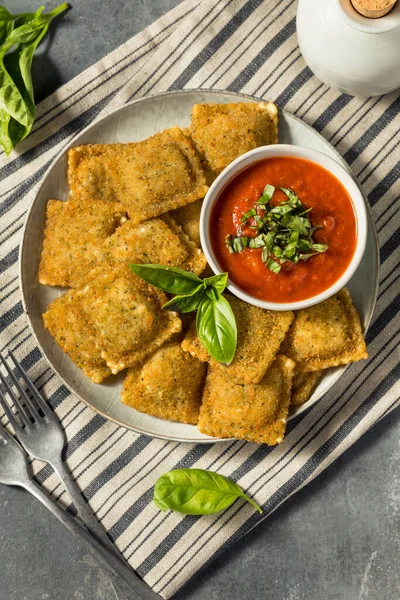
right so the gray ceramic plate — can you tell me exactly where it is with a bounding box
[20,90,379,443]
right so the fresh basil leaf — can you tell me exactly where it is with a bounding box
[130,264,203,295]
[0,2,67,154]
[266,258,281,274]
[203,272,228,294]
[196,294,237,365]
[163,289,205,313]
[262,183,275,200]
[312,243,329,253]
[240,207,257,223]
[249,235,265,249]
[153,468,262,515]
[280,187,298,201]
[205,287,219,301]
[261,246,269,263]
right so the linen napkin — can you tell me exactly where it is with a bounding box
[1,0,399,597]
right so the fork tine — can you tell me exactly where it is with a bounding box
[0,369,32,429]
[8,349,52,416]
[0,383,22,432]
[0,353,38,421]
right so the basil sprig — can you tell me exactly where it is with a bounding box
[153,469,262,515]
[0,3,68,155]
[226,185,328,274]
[130,265,237,365]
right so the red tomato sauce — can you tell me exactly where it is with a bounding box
[210,156,357,303]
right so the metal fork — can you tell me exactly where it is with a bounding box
[0,350,159,600]
[0,350,114,549]
[0,423,158,600]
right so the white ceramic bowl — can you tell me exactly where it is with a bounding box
[200,144,367,311]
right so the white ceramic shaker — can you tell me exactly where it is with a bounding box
[296,0,400,96]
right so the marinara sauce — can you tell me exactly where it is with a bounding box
[210,156,357,303]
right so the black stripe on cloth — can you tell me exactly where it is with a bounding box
[253,49,300,98]
[63,414,107,460]
[160,360,400,595]
[380,227,400,263]
[1,326,28,353]
[83,436,152,502]
[0,302,23,333]
[331,97,380,147]
[227,15,295,92]
[0,275,18,293]
[0,247,18,272]
[368,162,400,207]
[274,66,313,107]
[366,293,400,345]
[344,96,400,164]
[108,444,212,542]
[0,286,18,305]
[96,442,179,520]
[170,0,266,90]
[312,95,352,133]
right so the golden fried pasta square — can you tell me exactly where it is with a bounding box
[80,267,182,373]
[38,200,127,288]
[190,102,278,183]
[100,215,206,276]
[168,198,203,248]
[121,339,207,424]
[198,355,295,445]
[68,127,208,223]
[281,288,368,372]
[43,289,111,384]
[182,295,294,384]
[291,370,323,407]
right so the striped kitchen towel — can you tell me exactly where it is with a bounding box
[1,0,399,597]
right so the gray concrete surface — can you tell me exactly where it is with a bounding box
[1,1,399,599]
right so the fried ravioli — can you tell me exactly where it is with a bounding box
[68,127,208,222]
[43,289,111,384]
[198,355,295,444]
[168,198,203,247]
[121,339,206,424]
[291,370,323,407]
[99,215,206,276]
[80,267,181,374]
[38,200,127,288]
[190,102,278,183]
[281,288,368,372]
[182,295,294,384]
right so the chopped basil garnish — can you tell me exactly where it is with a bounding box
[225,185,328,274]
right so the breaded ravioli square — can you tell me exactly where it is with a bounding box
[198,355,295,444]
[190,102,278,183]
[68,127,208,223]
[281,288,368,373]
[291,370,323,407]
[182,295,294,384]
[80,267,181,374]
[38,200,127,288]
[168,198,203,247]
[121,339,207,424]
[43,289,111,384]
[99,215,206,276]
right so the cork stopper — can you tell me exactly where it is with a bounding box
[351,0,397,18]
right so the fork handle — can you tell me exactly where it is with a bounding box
[22,478,160,600]
[52,457,122,560]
